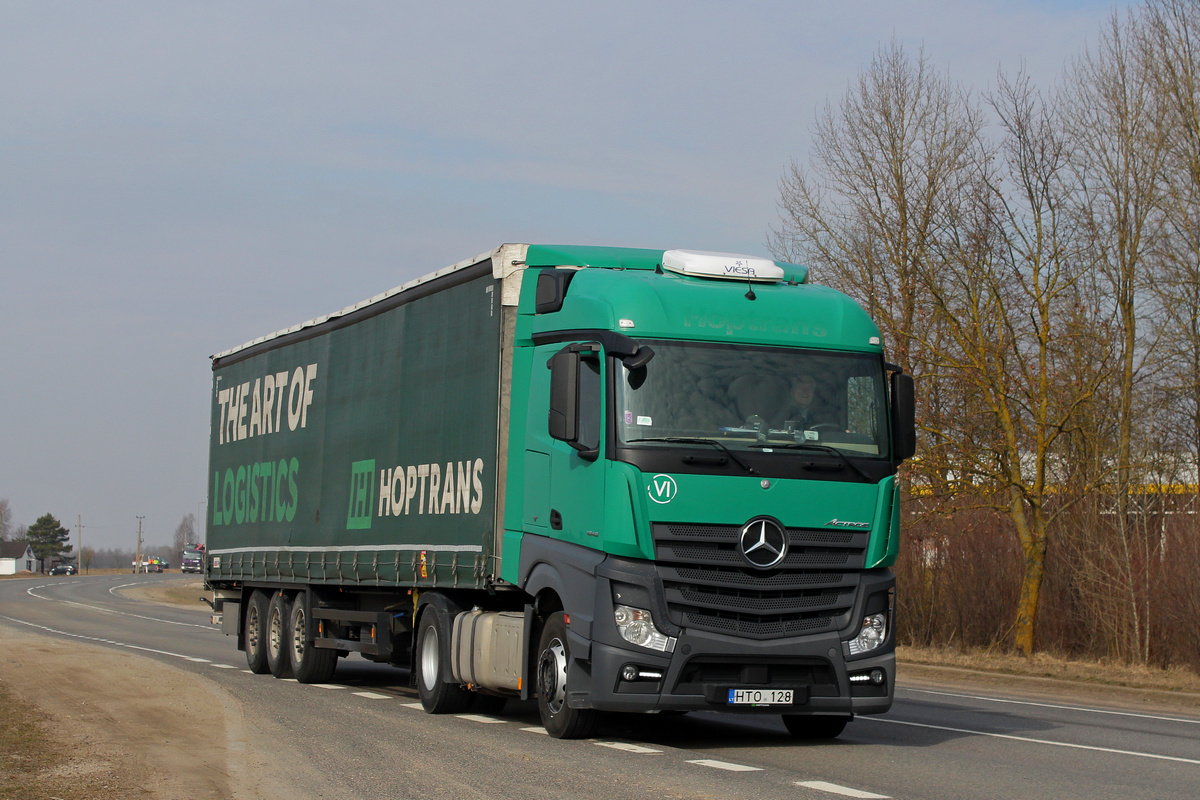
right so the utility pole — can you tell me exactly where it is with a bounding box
[135,515,144,574]
[77,515,84,574]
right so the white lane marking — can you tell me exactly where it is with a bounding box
[867,717,1200,765]
[597,742,662,754]
[22,583,216,631]
[456,714,507,723]
[521,727,550,735]
[686,759,761,772]
[796,780,890,799]
[903,688,1200,725]
[401,702,425,710]
[312,684,345,690]
[0,614,215,663]
[210,664,239,669]
[352,691,391,700]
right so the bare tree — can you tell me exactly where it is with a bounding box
[172,513,197,556]
[0,498,11,541]
[769,39,983,378]
[1064,6,1171,665]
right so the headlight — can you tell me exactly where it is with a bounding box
[847,612,887,655]
[613,605,675,652]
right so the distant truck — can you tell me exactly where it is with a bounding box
[204,244,915,739]
[180,549,204,574]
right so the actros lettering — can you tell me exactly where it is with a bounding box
[217,363,318,445]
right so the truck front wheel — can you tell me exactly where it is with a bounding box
[536,612,598,739]
[243,591,270,674]
[289,593,337,684]
[415,606,471,714]
[265,592,294,679]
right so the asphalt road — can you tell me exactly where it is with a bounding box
[2,573,1198,800]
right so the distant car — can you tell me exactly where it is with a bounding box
[49,565,77,576]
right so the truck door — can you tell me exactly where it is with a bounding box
[529,341,607,549]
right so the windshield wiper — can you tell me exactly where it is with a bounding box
[750,442,873,482]
[626,437,756,475]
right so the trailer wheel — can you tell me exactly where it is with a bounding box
[415,606,471,714]
[265,592,294,679]
[243,591,270,674]
[289,593,337,684]
[536,611,598,739]
[782,714,851,739]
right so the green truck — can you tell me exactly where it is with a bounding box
[205,244,915,739]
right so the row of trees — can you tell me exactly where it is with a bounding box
[771,0,1200,669]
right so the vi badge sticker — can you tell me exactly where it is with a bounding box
[648,474,678,504]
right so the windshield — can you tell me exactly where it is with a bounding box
[616,341,889,457]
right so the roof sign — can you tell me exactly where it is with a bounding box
[661,249,785,283]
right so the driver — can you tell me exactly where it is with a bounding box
[782,373,828,431]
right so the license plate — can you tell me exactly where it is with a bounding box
[727,689,793,706]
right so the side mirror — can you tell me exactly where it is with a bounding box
[890,372,916,462]
[547,346,600,460]
[548,350,580,443]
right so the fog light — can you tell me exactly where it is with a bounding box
[621,665,664,682]
[869,668,885,685]
[613,604,676,652]
[847,612,887,655]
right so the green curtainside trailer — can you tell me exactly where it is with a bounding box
[205,243,915,739]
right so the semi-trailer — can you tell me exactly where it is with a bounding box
[204,243,915,739]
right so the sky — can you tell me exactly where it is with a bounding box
[0,1,1129,551]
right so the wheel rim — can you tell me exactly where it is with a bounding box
[291,607,306,667]
[538,637,567,715]
[268,605,283,660]
[247,606,261,652]
[420,625,440,692]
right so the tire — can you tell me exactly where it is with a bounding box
[782,714,851,739]
[415,605,472,714]
[535,611,598,739]
[288,593,338,684]
[243,591,271,674]
[266,592,294,678]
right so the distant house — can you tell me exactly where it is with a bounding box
[0,541,38,575]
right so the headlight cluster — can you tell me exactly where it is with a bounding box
[847,612,887,655]
[613,604,675,652]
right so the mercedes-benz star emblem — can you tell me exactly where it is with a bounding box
[739,518,788,569]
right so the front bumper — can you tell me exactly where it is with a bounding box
[571,625,894,715]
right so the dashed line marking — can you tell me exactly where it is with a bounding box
[210,663,239,669]
[597,742,662,754]
[686,759,761,772]
[353,691,391,700]
[521,726,550,735]
[401,702,425,710]
[312,683,345,690]
[456,714,507,724]
[796,780,890,799]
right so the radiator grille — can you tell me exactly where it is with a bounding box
[653,522,867,640]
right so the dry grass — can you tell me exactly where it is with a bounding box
[899,644,1200,695]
